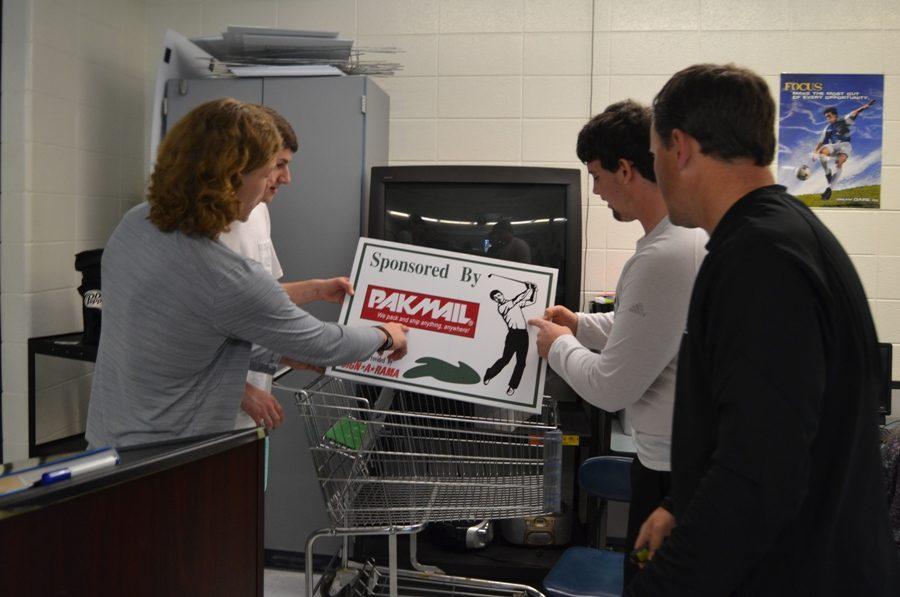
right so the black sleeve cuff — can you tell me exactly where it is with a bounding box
[373,325,392,352]
[659,495,674,514]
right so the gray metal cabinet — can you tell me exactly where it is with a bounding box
[163,75,389,557]
[165,77,264,124]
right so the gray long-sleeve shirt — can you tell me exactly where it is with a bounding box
[548,217,705,470]
[85,203,382,448]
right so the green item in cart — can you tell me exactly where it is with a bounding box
[324,418,368,450]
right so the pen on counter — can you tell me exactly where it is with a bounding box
[37,448,120,487]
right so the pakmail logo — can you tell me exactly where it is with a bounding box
[360,285,480,338]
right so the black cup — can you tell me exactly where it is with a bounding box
[74,249,103,345]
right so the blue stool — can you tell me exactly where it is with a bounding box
[543,456,632,597]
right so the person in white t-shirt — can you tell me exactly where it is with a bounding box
[219,106,356,430]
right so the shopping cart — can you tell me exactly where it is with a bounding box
[289,375,562,597]
[328,558,545,596]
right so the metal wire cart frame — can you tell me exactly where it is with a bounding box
[290,375,562,597]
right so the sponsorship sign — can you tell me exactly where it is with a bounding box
[329,238,557,413]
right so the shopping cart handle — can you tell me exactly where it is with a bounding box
[273,366,293,382]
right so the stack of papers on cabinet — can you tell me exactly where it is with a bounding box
[228,64,343,78]
[192,26,353,72]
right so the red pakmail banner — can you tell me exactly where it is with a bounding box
[360,285,480,338]
[329,238,557,413]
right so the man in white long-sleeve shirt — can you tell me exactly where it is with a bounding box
[528,100,705,585]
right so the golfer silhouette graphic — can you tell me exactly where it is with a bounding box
[483,279,536,395]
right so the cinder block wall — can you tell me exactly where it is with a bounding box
[1,0,146,460]
[2,0,898,460]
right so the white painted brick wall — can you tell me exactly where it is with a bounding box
[610,0,699,31]
[357,0,438,35]
[524,33,592,75]
[436,119,521,161]
[609,32,701,75]
[71,0,900,374]
[375,77,438,118]
[440,34,522,75]
[699,0,792,30]
[3,0,900,458]
[277,0,357,36]
[2,0,147,460]
[851,255,878,299]
[522,119,586,162]
[199,1,278,36]
[699,32,795,76]
[439,0,523,33]
[524,77,592,118]
[878,256,900,299]
[524,0,593,32]
[583,206,606,250]
[438,76,522,118]
[583,249,606,292]
[389,119,436,162]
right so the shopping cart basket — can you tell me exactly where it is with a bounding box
[290,375,562,597]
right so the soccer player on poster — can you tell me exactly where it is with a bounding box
[813,99,876,200]
[778,73,883,208]
[483,278,537,396]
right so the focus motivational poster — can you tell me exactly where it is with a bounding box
[777,73,884,208]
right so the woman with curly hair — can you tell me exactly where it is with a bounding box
[86,98,407,448]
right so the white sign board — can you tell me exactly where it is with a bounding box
[329,238,558,413]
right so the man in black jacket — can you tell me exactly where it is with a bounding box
[626,63,900,596]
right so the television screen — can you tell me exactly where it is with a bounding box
[369,166,582,311]
[381,181,570,306]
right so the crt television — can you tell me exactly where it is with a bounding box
[368,165,583,311]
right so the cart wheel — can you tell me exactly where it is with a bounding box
[320,569,356,597]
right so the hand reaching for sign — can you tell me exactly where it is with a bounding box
[527,318,573,358]
[378,322,410,361]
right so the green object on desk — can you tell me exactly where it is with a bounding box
[325,418,368,450]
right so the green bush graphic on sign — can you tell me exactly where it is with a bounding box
[403,357,481,384]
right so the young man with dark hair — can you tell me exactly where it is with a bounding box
[575,99,658,190]
[629,63,899,596]
[528,99,705,584]
[814,99,876,200]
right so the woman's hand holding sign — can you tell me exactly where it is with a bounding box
[281,320,409,373]
[376,322,410,361]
